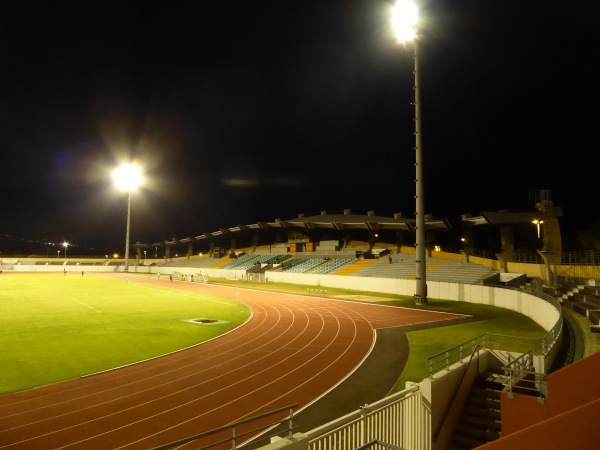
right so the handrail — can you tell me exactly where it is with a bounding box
[510,285,563,353]
[432,344,480,442]
[503,350,548,399]
[152,403,298,450]
[428,334,543,379]
[356,440,406,450]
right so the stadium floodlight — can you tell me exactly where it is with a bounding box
[62,242,69,259]
[113,163,143,273]
[532,219,544,239]
[392,0,418,42]
[392,0,427,304]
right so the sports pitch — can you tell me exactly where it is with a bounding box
[0,273,250,393]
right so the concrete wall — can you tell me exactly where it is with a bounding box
[195,270,560,335]
[423,351,497,450]
[12,264,117,273]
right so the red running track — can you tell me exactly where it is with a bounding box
[0,274,465,449]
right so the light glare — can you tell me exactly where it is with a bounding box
[113,164,143,192]
[392,0,419,43]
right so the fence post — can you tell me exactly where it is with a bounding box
[288,406,294,439]
[360,404,369,446]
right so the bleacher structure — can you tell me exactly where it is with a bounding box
[192,248,499,285]
[553,278,600,331]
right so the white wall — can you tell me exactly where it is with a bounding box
[13,264,116,273]
[197,269,560,334]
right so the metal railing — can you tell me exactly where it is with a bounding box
[306,386,430,450]
[432,345,480,442]
[152,404,298,450]
[560,250,600,265]
[428,334,545,379]
[437,248,600,268]
[503,350,548,399]
[357,440,406,450]
[308,288,327,297]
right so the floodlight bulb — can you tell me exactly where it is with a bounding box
[113,164,143,192]
[392,0,419,43]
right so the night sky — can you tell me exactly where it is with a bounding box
[0,0,597,255]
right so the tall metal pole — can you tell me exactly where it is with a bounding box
[124,190,131,272]
[413,40,427,304]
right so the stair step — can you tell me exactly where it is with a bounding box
[463,405,501,421]
[475,378,505,391]
[471,386,501,400]
[467,396,501,410]
[450,433,487,449]
[448,445,471,450]
[456,423,501,441]
[461,413,501,431]
[449,371,504,449]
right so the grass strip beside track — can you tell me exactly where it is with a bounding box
[0,273,250,393]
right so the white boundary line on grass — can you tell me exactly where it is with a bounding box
[72,297,101,313]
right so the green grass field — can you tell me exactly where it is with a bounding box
[0,274,549,396]
[0,273,250,393]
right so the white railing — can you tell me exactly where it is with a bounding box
[304,386,430,450]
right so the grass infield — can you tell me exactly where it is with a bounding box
[0,273,250,393]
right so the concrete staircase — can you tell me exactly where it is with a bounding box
[449,372,503,450]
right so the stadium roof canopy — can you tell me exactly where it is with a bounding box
[461,207,564,227]
[140,211,452,249]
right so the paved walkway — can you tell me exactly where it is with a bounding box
[564,307,600,358]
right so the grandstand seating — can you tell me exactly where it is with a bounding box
[555,280,600,328]
[349,253,498,283]
[310,258,355,274]
[214,253,294,271]
[333,257,377,276]
[180,257,226,269]
[283,258,326,273]
[218,253,257,269]
[157,250,499,284]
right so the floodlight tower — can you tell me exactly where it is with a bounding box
[113,163,143,273]
[392,0,427,304]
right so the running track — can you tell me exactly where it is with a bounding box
[0,274,466,449]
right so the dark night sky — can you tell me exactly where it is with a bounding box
[0,0,597,255]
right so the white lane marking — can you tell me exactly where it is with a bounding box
[72,298,101,313]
